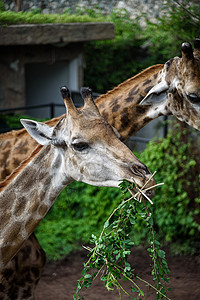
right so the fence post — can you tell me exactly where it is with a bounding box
[50,103,55,118]
[164,116,168,138]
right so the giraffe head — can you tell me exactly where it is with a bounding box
[21,86,155,192]
[140,39,200,130]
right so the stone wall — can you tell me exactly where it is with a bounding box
[4,0,168,24]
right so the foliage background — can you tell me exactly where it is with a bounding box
[1,0,200,260]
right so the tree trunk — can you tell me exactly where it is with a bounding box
[15,0,22,12]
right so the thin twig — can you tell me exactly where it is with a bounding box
[114,263,170,300]
[173,0,200,22]
[145,182,164,191]
[83,246,171,300]
[110,273,133,298]
[135,274,171,300]
[129,170,164,205]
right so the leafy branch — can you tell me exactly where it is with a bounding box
[74,178,171,300]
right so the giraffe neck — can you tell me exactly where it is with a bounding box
[0,144,71,271]
[95,64,167,140]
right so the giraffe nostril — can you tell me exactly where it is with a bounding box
[131,164,150,177]
[141,164,151,175]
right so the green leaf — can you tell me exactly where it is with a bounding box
[84,274,92,279]
[158,250,166,259]
[130,216,136,225]
[104,220,109,229]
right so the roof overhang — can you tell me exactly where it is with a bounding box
[0,22,115,46]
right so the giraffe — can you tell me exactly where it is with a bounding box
[0,86,155,298]
[0,38,200,298]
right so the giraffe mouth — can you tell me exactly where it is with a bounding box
[128,185,155,205]
[127,171,164,205]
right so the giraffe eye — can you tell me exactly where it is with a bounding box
[72,142,89,151]
[187,93,200,103]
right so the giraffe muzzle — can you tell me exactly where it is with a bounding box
[129,163,156,200]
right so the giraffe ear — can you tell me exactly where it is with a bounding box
[20,119,54,145]
[139,81,169,106]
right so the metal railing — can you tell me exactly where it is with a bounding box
[0,102,64,118]
[0,91,93,133]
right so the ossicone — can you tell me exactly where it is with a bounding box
[181,41,194,60]
[80,86,100,115]
[60,85,80,118]
[80,87,93,100]
[194,38,200,50]
[60,86,71,99]
[193,38,200,57]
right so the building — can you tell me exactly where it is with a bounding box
[0,22,114,118]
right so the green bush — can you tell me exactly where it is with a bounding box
[139,122,200,254]
[0,113,47,132]
[0,1,5,12]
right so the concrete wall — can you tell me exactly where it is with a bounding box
[25,56,83,118]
